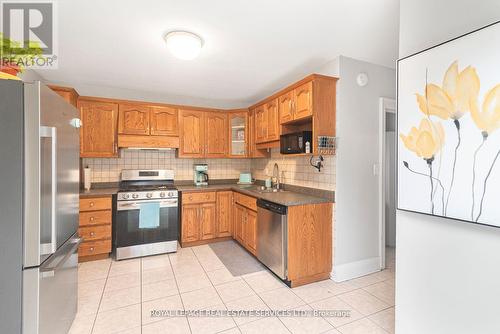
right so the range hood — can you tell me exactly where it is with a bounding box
[118,135,180,150]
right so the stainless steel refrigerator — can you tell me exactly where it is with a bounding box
[0,80,82,334]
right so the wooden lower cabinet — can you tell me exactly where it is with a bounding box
[216,191,233,237]
[233,204,245,245]
[200,203,216,240]
[181,192,223,246]
[245,209,257,255]
[181,204,201,243]
[233,193,258,256]
[78,195,112,262]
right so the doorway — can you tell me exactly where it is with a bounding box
[379,97,396,269]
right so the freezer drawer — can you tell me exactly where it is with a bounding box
[23,234,81,334]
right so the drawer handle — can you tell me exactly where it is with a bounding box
[89,202,95,207]
[90,232,95,236]
[90,247,95,252]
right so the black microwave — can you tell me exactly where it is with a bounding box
[280,131,312,154]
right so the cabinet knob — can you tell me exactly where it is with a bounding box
[89,202,94,207]
[90,247,95,252]
[189,196,193,201]
[90,232,95,236]
[90,217,95,221]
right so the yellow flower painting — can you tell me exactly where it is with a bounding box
[399,33,500,227]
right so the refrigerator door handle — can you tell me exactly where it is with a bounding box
[40,126,57,255]
[40,237,82,275]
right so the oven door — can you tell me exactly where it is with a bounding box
[115,199,178,248]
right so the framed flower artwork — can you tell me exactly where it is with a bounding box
[397,21,500,228]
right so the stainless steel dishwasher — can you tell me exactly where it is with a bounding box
[257,199,288,280]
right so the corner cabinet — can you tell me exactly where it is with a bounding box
[78,99,118,158]
[228,112,248,158]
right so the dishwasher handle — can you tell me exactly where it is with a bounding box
[257,199,287,215]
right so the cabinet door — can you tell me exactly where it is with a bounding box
[233,204,246,244]
[245,209,257,255]
[118,103,150,135]
[206,112,227,158]
[200,203,216,240]
[181,204,200,243]
[248,110,268,158]
[265,98,280,141]
[228,113,247,158]
[179,109,205,158]
[150,106,178,136]
[294,81,313,120]
[79,100,118,157]
[216,191,232,237]
[255,105,267,143]
[279,91,294,124]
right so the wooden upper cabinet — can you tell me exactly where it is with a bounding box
[216,191,232,238]
[294,81,313,120]
[150,106,178,136]
[205,112,227,158]
[118,104,150,135]
[254,105,267,144]
[265,98,280,142]
[279,91,294,124]
[228,112,248,158]
[179,109,205,158]
[78,100,118,158]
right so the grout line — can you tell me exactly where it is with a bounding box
[168,247,193,334]
[140,258,143,334]
[89,259,112,334]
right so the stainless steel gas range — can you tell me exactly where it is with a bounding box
[114,169,178,260]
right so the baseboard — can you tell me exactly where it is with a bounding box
[331,256,381,282]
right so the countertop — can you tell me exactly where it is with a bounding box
[80,182,333,206]
[176,184,333,206]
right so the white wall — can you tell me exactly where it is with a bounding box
[397,1,500,333]
[321,56,396,281]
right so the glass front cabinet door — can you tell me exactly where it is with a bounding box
[228,113,248,157]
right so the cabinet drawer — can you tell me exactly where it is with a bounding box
[182,192,216,204]
[80,197,112,211]
[234,192,257,211]
[79,210,112,227]
[78,239,111,257]
[79,225,111,241]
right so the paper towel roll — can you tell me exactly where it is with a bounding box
[84,167,92,191]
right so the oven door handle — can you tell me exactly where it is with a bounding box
[117,199,178,211]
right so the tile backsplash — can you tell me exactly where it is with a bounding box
[83,149,335,191]
[251,149,336,191]
[83,149,251,183]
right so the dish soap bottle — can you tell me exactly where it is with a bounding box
[305,141,311,154]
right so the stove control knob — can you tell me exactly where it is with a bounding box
[160,192,166,198]
[146,193,153,199]
[123,193,130,200]
[132,194,139,199]
[167,191,174,198]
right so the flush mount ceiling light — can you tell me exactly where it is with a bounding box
[164,31,203,60]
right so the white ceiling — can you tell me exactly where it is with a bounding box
[37,0,399,108]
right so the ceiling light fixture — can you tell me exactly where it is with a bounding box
[164,31,203,60]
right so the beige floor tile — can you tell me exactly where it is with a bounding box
[369,307,395,334]
[206,267,242,286]
[104,272,141,292]
[169,247,197,264]
[113,326,142,334]
[338,289,390,316]
[219,328,242,334]
[199,257,226,271]
[172,262,206,278]
[142,266,175,285]
[78,258,111,271]
[176,271,212,293]
[347,272,387,289]
[309,296,363,328]
[181,286,223,310]
[363,282,395,306]
[292,281,337,303]
[337,317,388,334]
[321,329,342,334]
[142,254,172,271]
[142,316,191,334]
[78,278,106,298]
[78,266,109,282]
[239,316,290,334]
[99,286,140,312]
[187,304,237,334]
[225,294,270,326]
[142,294,184,325]
[142,278,179,301]
[215,280,256,303]
[92,304,141,334]
[278,304,333,334]
[68,313,95,334]
[243,271,285,293]
[77,293,101,316]
[108,259,141,277]
[320,279,358,296]
[258,287,305,310]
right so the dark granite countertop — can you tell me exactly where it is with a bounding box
[80,181,334,206]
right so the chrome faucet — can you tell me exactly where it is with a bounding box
[272,163,280,190]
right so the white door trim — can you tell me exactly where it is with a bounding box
[378,97,396,270]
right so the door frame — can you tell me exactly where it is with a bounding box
[378,97,396,270]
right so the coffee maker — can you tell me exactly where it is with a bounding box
[193,164,209,186]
